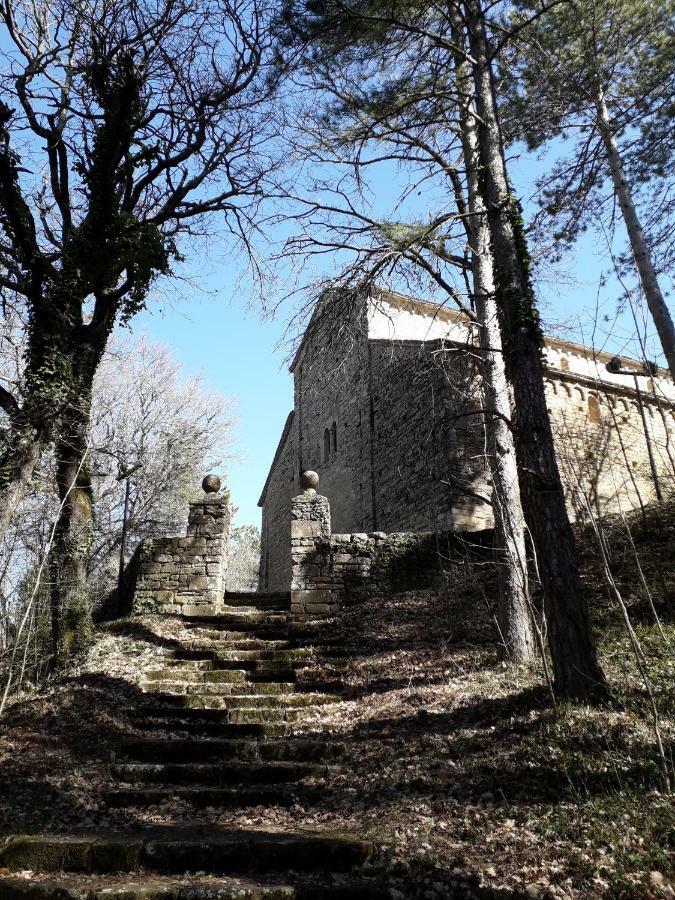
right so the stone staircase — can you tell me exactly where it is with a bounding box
[0,593,398,899]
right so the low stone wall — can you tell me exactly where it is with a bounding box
[122,494,230,615]
[321,529,493,604]
[290,474,493,621]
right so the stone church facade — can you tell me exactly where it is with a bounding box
[258,289,675,591]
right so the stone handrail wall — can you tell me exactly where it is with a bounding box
[122,487,230,616]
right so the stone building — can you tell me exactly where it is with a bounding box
[258,288,675,591]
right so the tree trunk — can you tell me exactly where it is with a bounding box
[0,432,45,544]
[454,32,535,664]
[50,394,95,667]
[594,82,675,381]
[464,0,606,700]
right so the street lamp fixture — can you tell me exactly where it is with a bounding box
[604,357,662,501]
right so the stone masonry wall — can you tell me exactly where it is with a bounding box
[368,338,493,533]
[293,300,374,535]
[545,373,675,517]
[123,494,230,615]
[323,528,494,605]
[259,413,297,592]
[289,481,494,622]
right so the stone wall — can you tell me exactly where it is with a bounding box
[122,492,230,615]
[289,478,494,621]
[292,299,375,535]
[259,296,375,591]
[368,338,493,532]
[258,412,297,592]
[545,373,675,517]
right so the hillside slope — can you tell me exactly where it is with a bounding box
[0,505,673,898]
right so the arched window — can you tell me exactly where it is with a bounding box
[330,421,337,453]
[323,428,330,463]
[588,394,602,424]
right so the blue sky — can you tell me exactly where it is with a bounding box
[131,142,671,529]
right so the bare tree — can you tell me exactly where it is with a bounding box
[0,331,236,686]
[87,335,236,608]
[0,0,275,661]
[226,522,261,591]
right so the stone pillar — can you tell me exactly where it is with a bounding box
[181,478,229,610]
[124,474,230,615]
[290,471,339,621]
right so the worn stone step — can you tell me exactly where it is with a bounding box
[185,628,289,642]
[187,635,291,650]
[0,874,296,899]
[223,591,291,611]
[119,737,346,763]
[190,649,314,662]
[170,703,309,722]
[159,692,334,710]
[143,688,332,707]
[103,783,320,809]
[111,761,326,786]
[179,657,306,676]
[185,610,290,627]
[130,710,290,739]
[169,652,314,671]
[157,658,215,670]
[0,874,406,899]
[141,681,297,696]
[0,829,372,875]
[144,669,248,684]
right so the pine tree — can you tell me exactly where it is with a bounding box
[506,0,675,378]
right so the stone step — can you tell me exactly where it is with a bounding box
[103,784,319,809]
[164,703,311,722]
[111,761,326,786]
[0,829,373,875]
[141,680,297,696]
[182,621,292,638]
[119,738,346,763]
[168,656,307,677]
[183,648,314,662]
[185,610,290,626]
[157,658,215,670]
[180,637,292,651]
[130,709,290,738]
[0,875,296,899]
[184,629,290,642]
[144,669,248,684]
[0,873,402,899]
[153,692,335,710]
[223,591,291,608]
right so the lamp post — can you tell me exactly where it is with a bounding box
[605,356,663,502]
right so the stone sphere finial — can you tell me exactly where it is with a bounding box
[300,470,319,491]
[202,473,221,494]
